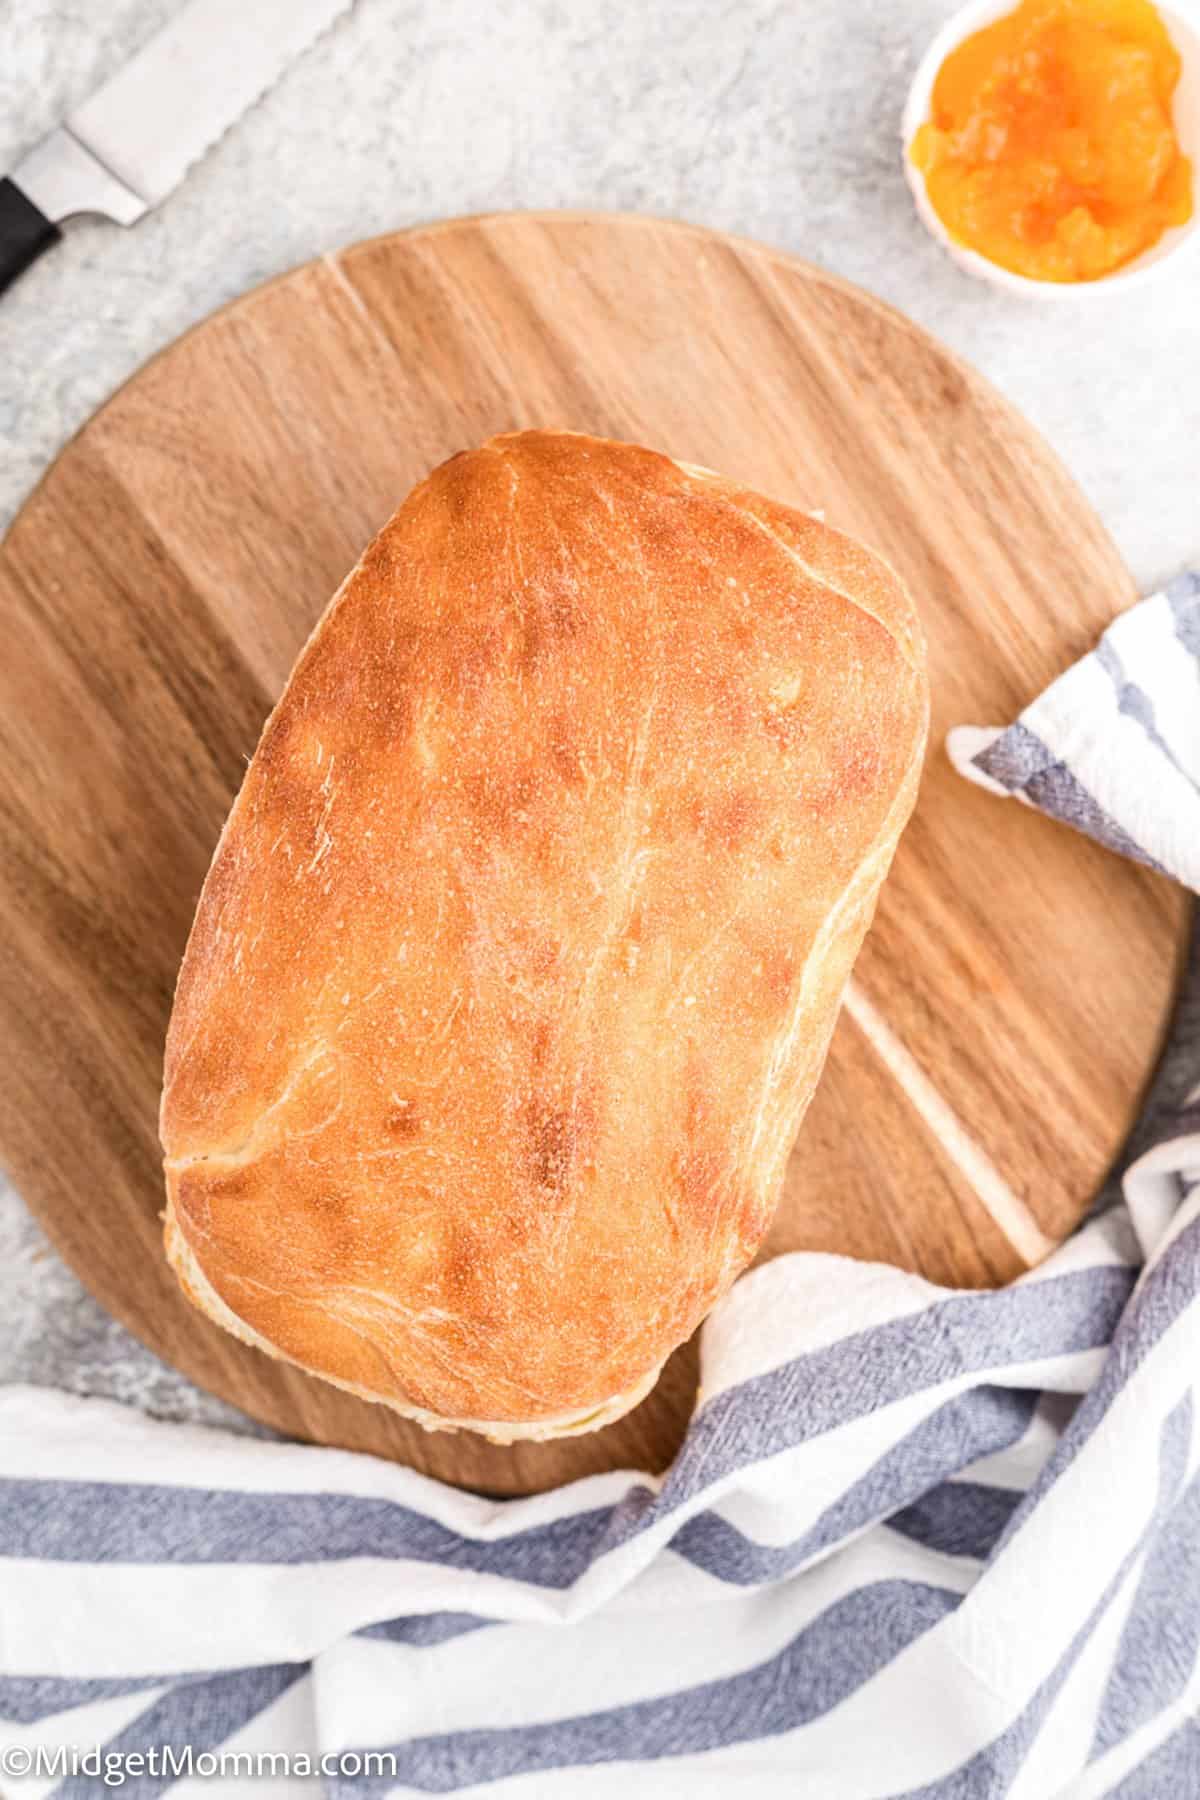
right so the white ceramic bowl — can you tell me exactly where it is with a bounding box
[902,0,1200,296]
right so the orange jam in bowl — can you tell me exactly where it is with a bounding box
[909,0,1194,282]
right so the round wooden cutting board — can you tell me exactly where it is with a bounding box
[0,213,1188,1495]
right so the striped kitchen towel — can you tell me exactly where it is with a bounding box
[0,576,1198,1799]
[947,571,1200,890]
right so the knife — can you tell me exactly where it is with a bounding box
[0,0,353,295]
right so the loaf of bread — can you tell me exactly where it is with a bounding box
[161,431,928,1440]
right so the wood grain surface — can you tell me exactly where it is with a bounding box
[0,212,1188,1495]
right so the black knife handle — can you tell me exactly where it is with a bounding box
[0,178,60,295]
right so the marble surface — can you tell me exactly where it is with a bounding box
[1,0,1197,1432]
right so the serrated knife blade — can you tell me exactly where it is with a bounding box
[1,0,353,294]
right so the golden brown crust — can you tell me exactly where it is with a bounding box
[161,431,928,1432]
[163,1210,662,1441]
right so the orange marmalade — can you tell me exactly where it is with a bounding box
[910,0,1194,281]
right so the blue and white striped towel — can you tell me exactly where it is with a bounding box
[948,571,1200,890]
[1,576,1198,1799]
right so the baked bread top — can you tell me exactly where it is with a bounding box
[161,431,928,1438]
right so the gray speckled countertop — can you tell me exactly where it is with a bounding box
[2,0,1197,1433]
